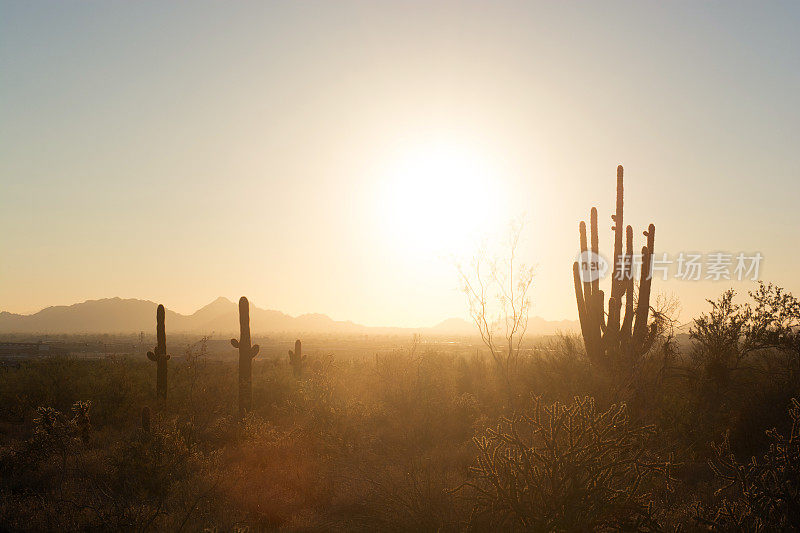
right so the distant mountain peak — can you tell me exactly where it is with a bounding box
[0,296,579,336]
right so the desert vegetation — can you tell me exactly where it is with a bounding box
[4,0,797,529]
[1,284,799,531]
[2,166,799,531]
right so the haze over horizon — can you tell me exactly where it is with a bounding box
[2,1,799,326]
[0,294,579,335]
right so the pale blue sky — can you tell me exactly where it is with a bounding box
[1,1,798,326]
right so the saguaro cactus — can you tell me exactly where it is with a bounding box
[231,296,260,417]
[146,304,169,404]
[288,339,306,378]
[573,165,657,363]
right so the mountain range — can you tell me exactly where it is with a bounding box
[0,297,579,336]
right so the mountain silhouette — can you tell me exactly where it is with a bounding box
[0,297,578,335]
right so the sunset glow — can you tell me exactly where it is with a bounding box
[1,1,798,327]
[380,140,504,256]
[3,3,800,531]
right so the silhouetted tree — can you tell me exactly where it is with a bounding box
[458,222,533,389]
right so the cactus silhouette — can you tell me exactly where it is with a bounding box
[288,339,306,378]
[146,304,169,404]
[231,296,260,417]
[573,165,657,362]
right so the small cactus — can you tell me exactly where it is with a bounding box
[288,339,306,378]
[146,304,170,404]
[231,296,260,418]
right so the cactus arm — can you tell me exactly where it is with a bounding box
[590,207,600,295]
[608,166,625,335]
[579,221,593,322]
[251,344,259,358]
[579,220,590,299]
[634,225,657,344]
[632,243,651,342]
[578,216,603,360]
[147,351,157,361]
[621,225,635,342]
[573,261,592,354]
[610,166,625,296]
[230,339,239,348]
[633,226,655,345]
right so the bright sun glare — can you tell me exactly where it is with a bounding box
[381,141,504,257]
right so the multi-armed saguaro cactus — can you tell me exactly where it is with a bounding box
[146,304,170,404]
[572,165,657,363]
[288,339,306,378]
[231,296,260,418]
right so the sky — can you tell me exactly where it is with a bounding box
[1,1,798,327]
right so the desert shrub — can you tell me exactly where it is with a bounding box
[4,309,800,531]
[170,339,238,445]
[700,398,800,530]
[0,400,93,500]
[33,400,91,451]
[690,290,757,405]
[368,348,486,455]
[252,357,298,417]
[215,414,335,530]
[689,286,799,403]
[0,357,150,431]
[513,338,594,405]
[674,287,800,465]
[0,400,220,531]
[745,282,800,366]
[90,417,217,530]
[460,396,672,531]
[335,452,467,531]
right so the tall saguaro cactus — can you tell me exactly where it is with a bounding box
[231,296,260,417]
[146,304,170,404]
[288,339,306,378]
[573,165,657,362]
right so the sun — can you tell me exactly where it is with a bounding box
[380,140,504,256]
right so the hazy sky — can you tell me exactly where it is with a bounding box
[2,1,798,327]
